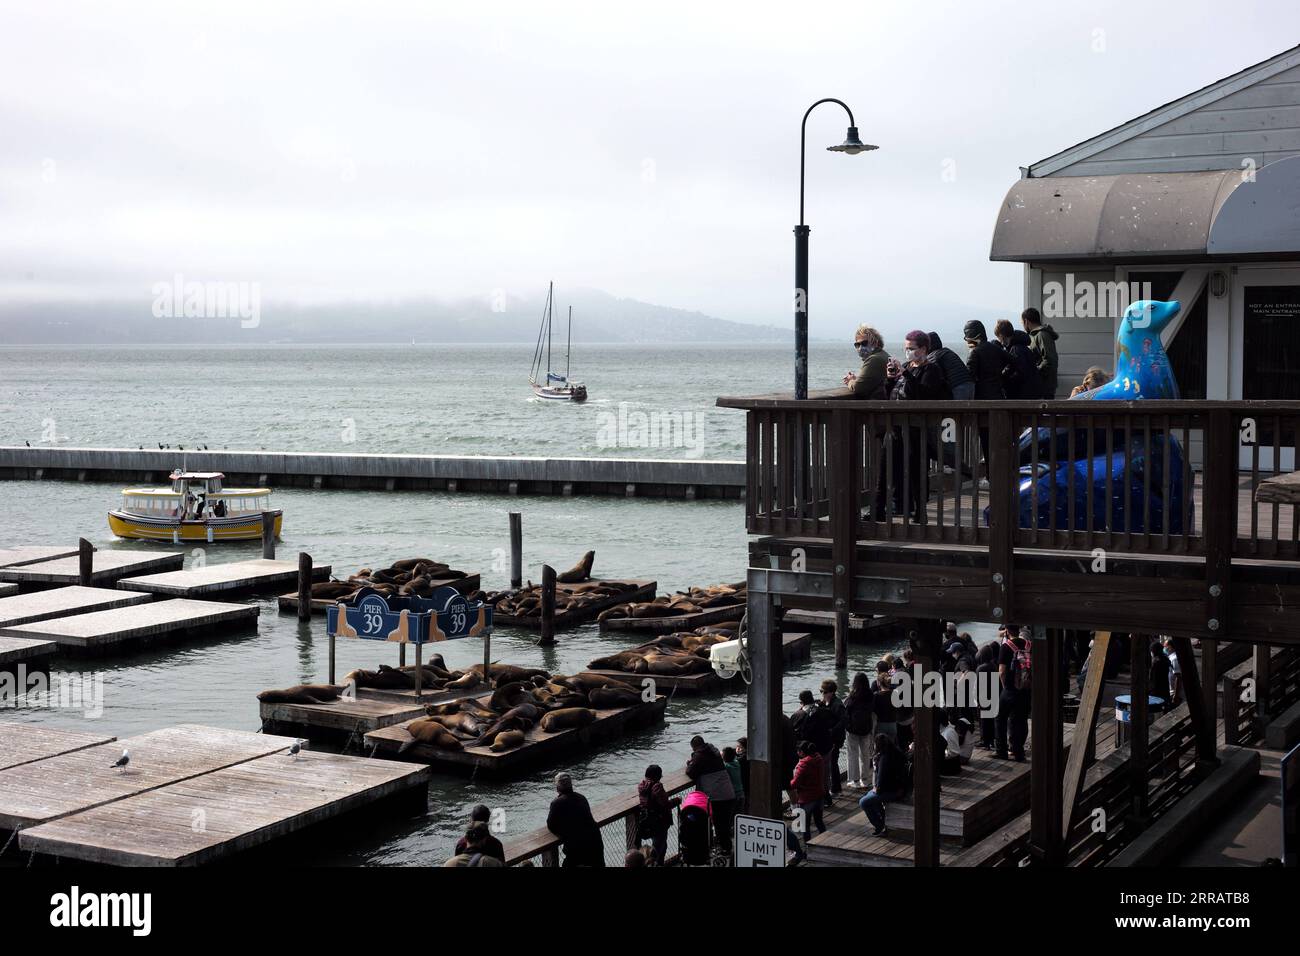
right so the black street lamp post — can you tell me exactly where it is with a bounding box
[794,99,876,400]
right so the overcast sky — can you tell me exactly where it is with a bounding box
[1,0,1297,338]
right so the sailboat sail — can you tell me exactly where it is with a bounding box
[529,282,587,403]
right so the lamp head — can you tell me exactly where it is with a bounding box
[828,126,877,155]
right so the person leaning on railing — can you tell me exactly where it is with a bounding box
[636,764,672,866]
[843,324,891,398]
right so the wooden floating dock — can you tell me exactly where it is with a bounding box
[781,609,905,643]
[19,749,430,866]
[599,601,745,633]
[259,685,489,743]
[586,631,813,695]
[117,557,331,599]
[0,546,80,568]
[0,550,184,590]
[276,573,481,615]
[0,585,151,629]
[0,724,117,772]
[0,635,57,670]
[0,598,258,653]
[364,693,668,774]
[0,584,16,599]
[494,578,657,631]
[0,724,291,832]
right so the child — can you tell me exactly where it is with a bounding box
[722,746,746,814]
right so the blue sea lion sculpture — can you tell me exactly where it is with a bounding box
[1007,299,1191,534]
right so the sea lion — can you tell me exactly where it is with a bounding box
[555,550,596,583]
[490,729,526,752]
[589,686,642,709]
[471,663,550,686]
[400,717,463,752]
[489,681,532,711]
[473,715,529,748]
[588,651,648,673]
[445,671,481,691]
[257,683,346,704]
[565,672,636,693]
[539,707,597,732]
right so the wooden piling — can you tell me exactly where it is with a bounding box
[77,538,94,587]
[261,512,276,559]
[539,564,556,646]
[297,552,312,622]
[509,512,522,590]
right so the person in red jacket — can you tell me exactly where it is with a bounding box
[789,741,827,862]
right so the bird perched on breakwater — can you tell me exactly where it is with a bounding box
[288,739,303,759]
[24,440,29,447]
[111,748,130,773]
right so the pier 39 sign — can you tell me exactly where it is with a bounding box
[734,814,787,867]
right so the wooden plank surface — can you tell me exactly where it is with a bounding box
[117,558,331,597]
[0,546,80,569]
[0,585,151,628]
[0,599,258,649]
[276,573,480,615]
[0,724,293,830]
[259,695,427,736]
[493,579,657,631]
[599,601,744,633]
[19,749,430,865]
[0,724,117,771]
[0,635,57,666]
[585,632,811,695]
[0,550,184,587]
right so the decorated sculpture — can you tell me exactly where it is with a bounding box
[1011,299,1190,533]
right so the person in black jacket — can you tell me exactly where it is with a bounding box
[819,679,847,800]
[926,330,974,400]
[963,319,1008,466]
[451,804,505,862]
[994,319,1041,400]
[889,330,948,523]
[843,673,875,788]
[547,772,605,867]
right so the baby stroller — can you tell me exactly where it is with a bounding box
[678,790,712,866]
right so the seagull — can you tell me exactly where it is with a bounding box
[288,739,303,759]
[111,748,130,773]
[24,441,30,447]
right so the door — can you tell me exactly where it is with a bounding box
[1231,268,1300,471]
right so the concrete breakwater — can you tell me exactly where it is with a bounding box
[0,446,745,499]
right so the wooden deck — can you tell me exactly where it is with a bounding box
[18,749,430,866]
[781,609,905,643]
[0,550,183,589]
[586,631,812,695]
[599,602,744,634]
[258,684,494,743]
[0,635,57,668]
[117,558,332,598]
[0,546,80,568]
[0,724,292,831]
[494,579,657,631]
[0,585,151,628]
[0,598,258,653]
[276,573,480,615]
[0,724,117,772]
[365,694,668,775]
[0,584,15,598]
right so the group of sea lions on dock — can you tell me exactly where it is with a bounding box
[587,624,739,675]
[399,665,645,754]
[595,582,746,622]
[304,557,473,603]
[257,652,526,704]
[477,551,643,619]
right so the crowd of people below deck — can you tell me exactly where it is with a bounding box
[439,620,1190,867]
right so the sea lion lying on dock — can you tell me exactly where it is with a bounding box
[540,707,597,732]
[490,729,526,751]
[400,717,464,752]
[589,686,642,709]
[562,672,637,693]
[555,550,596,583]
[471,663,551,685]
[257,683,347,705]
[597,583,747,622]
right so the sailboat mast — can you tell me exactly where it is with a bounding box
[567,306,572,380]
[546,281,553,377]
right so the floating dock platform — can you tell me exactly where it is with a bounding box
[0,635,57,671]
[0,724,291,832]
[782,609,905,643]
[0,598,258,654]
[19,749,430,866]
[0,585,14,599]
[365,693,668,774]
[494,578,657,631]
[118,558,331,599]
[257,683,492,745]
[0,550,184,590]
[0,546,80,568]
[0,585,151,629]
[599,601,745,633]
[276,573,480,615]
[0,724,118,772]
[586,631,812,695]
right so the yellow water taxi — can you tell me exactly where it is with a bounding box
[107,470,283,543]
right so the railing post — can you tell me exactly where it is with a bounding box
[1223,674,1241,746]
[909,618,944,867]
[1129,632,1150,827]
[829,407,858,669]
[1172,635,1217,767]
[1202,409,1233,654]
[1030,626,1065,865]
[987,409,1013,626]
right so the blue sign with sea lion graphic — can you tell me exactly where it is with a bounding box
[326,586,492,644]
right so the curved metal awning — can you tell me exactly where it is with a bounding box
[989,159,1300,262]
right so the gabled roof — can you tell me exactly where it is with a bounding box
[1028,44,1300,178]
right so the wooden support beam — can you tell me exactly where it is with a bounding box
[508,512,523,590]
[986,410,1013,627]
[828,408,857,670]
[1030,626,1065,865]
[1172,635,1217,766]
[909,618,944,867]
[1201,639,1217,725]
[261,512,276,560]
[1062,631,1111,838]
[539,565,556,646]
[1129,632,1150,826]
[745,588,783,820]
[77,538,94,587]
[1254,644,1272,725]
[296,552,312,622]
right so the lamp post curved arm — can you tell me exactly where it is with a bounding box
[800,98,856,225]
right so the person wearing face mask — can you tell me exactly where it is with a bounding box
[926,331,975,401]
[842,324,891,399]
[889,331,949,523]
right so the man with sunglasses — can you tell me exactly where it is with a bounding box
[842,324,891,399]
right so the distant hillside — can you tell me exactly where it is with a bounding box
[0,288,797,345]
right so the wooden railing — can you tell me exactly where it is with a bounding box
[501,771,695,867]
[717,396,1300,563]
[1226,645,1300,745]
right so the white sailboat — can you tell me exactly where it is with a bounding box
[529,281,587,402]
